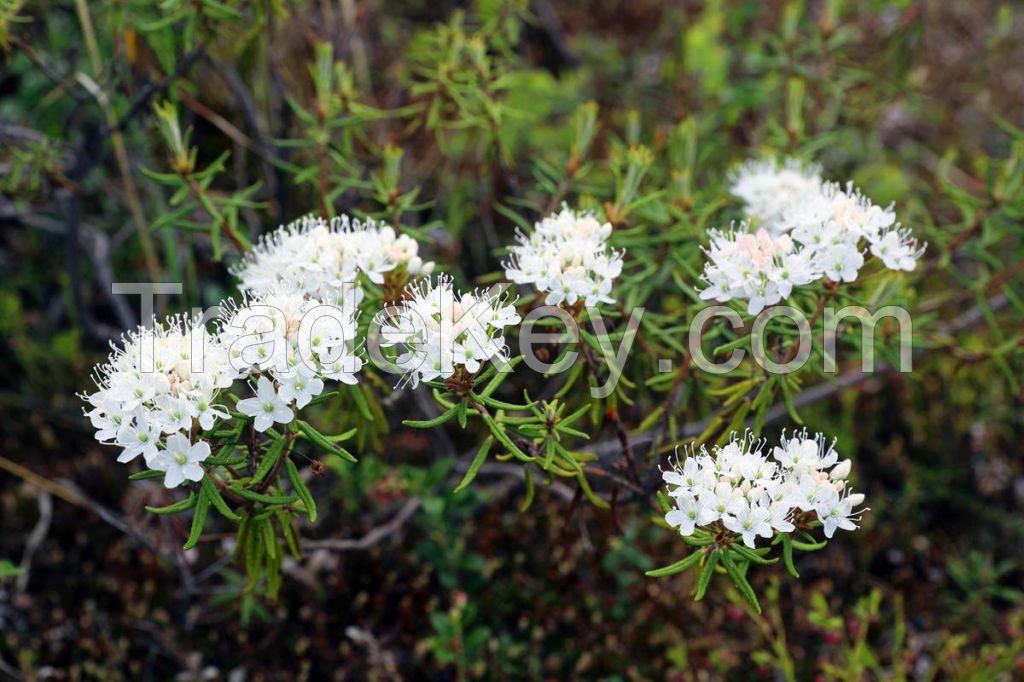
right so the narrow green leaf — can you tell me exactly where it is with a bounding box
[296,419,358,462]
[403,406,457,428]
[230,487,299,505]
[721,550,762,614]
[284,458,318,523]
[646,549,704,577]
[145,492,197,515]
[731,543,777,566]
[454,436,493,493]
[200,476,240,521]
[694,550,719,601]
[519,466,535,512]
[782,533,800,578]
[183,490,211,550]
[129,470,165,481]
[251,436,288,485]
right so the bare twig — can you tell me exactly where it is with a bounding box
[15,491,52,593]
[303,497,423,551]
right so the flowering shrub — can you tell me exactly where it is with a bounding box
[7,1,1024,677]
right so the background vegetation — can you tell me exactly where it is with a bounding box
[1,0,1023,679]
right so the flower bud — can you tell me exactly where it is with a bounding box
[846,493,865,507]
[830,459,852,480]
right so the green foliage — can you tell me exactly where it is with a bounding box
[2,0,1024,678]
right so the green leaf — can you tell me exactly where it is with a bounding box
[791,538,828,552]
[252,435,288,485]
[284,458,318,523]
[183,490,211,550]
[721,550,762,614]
[0,559,25,579]
[730,543,777,566]
[694,550,719,601]
[348,383,375,421]
[519,466,535,512]
[230,487,299,505]
[403,406,457,428]
[781,533,800,578]
[645,549,704,577]
[478,394,534,411]
[129,469,165,481]
[777,375,803,425]
[296,419,358,462]
[201,476,240,521]
[145,492,197,515]
[454,435,493,493]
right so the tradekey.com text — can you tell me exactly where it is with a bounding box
[112,281,914,399]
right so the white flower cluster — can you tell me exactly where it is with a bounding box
[380,276,520,387]
[504,206,624,308]
[662,431,866,548]
[82,289,365,486]
[786,180,924,273]
[81,317,243,488]
[704,159,926,314]
[218,290,364,430]
[232,214,435,309]
[699,226,817,315]
[729,157,823,234]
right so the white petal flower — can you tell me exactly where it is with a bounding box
[504,205,623,308]
[729,157,823,234]
[237,376,294,432]
[378,275,520,387]
[82,315,243,475]
[232,214,435,307]
[661,431,866,548]
[151,433,211,488]
[706,163,927,312]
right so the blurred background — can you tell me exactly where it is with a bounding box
[1,0,1023,679]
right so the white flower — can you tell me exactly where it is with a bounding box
[277,366,324,409]
[729,157,823,234]
[870,227,925,271]
[115,414,162,464]
[698,225,818,315]
[815,488,865,538]
[150,433,210,488]
[232,214,435,308]
[379,275,520,387]
[217,289,363,408]
[666,494,702,536]
[661,430,866,548]
[504,205,624,308]
[705,165,927,313]
[193,386,230,431]
[237,376,294,432]
[82,315,243,473]
[723,500,773,548]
